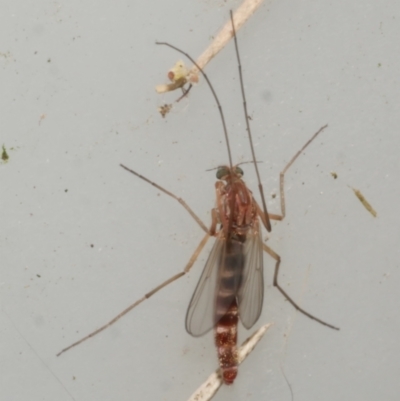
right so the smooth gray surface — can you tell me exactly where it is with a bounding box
[1,1,399,400]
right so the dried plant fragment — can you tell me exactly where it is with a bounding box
[158,103,173,118]
[1,145,9,162]
[156,60,190,94]
[350,187,377,217]
[186,323,272,401]
[155,0,265,94]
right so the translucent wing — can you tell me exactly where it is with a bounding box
[185,233,225,337]
[186,220,264,335]
[238,220,264,329]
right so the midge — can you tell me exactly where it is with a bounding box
[57,12,338,384]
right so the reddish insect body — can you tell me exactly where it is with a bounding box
[57,12,338,390]
[215,299,239,384]
[186,166,265,384]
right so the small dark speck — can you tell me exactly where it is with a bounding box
[65,189,68,192]
[36,274,41,278]
[378,63,382,67]
[90,244,94,248]
[47,58,51,63]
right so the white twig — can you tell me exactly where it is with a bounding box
[186,323,272,401]
[156,0,265,94]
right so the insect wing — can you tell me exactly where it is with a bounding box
[185,233,225,337]
[238,220,264,329]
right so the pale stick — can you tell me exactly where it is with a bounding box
[156,0,265,94]
[186,323,272,401]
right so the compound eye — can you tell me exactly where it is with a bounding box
[216,166,230,180]
[235,166,244,176]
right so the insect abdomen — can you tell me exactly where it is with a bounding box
[215,238,245,384]
[215,299,239,384]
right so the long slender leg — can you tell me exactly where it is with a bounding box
[262,243,339,330]
[255,125,338,330]
[57,233,211,357]
[269,124,328,222]
[120,164,208,234]
[57,165,215,356]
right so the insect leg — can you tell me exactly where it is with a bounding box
[58,164,219,356]
[120,163,208,233]
[57,233,211,357]
[262,243,339,330]
[269,124,328,221]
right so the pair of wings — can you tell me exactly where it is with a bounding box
[185,220,264,337]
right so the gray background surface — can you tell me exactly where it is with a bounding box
[1,1,399,400]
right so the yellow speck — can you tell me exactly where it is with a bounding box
[2,145,9,162]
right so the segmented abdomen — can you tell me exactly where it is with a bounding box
[214,237,245,384]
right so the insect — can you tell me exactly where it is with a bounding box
[57,11,338,385]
